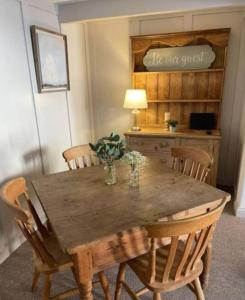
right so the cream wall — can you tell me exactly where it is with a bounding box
[87,20,131,139]
[235,91,245,217]
[234,17,245,217]
[0,0,91,263]
[87,7,245,187]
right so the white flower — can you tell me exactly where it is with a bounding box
[121,151,146,166]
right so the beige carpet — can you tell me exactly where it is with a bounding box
[0,201,245,300]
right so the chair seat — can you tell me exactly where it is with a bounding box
[34,232,73,273]
[127,242,203,293]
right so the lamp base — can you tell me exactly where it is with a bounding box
[131,126,141,131]
[131,109,141,131]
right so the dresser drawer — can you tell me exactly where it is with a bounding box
[179,138,213,153]
[125,133,220,186]
[127,137,176,152]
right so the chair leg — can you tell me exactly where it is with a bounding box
[153,292,162,300]
[98,271,111,300]
[193,277,205,300]
[31,268,40,291]
[115,263,126,300]
[71,266,80,287]
[42,273,53,300]
[200,242,212,289]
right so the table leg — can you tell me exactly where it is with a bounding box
[72,248,94,300]
[200,242,212,289]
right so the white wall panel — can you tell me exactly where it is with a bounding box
[192,11,243,185]
[61,22,92,145]
[0,0,87,263]
[23,1,72,174]
[234,18,245,215]
[139,15,184,34]
[235,91,245,216]
[0,0,43,263]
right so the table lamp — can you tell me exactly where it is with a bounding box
[124,89,148,131]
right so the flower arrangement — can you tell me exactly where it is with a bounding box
[89,133,125,166]
[89,133,125,185]
[122,151,146,187]
[121,150,146,167]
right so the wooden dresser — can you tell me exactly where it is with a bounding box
[125,28,230,186]
[125,129,220,186]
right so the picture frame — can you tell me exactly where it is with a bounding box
[31,25,70,93]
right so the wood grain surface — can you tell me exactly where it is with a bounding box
[32,158,229,253]
[131,28,230,129]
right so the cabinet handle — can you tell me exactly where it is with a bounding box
[154,146,158,150]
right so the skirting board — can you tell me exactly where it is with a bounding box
[235,208,245,218]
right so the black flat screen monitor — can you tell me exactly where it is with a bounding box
[190,113,216,130]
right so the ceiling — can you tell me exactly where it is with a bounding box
[51,0,88,4]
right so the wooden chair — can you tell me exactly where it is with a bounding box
[171,147,213,183]
[62,144,99,170]
[115,199,226,300]
[1,177,111,300]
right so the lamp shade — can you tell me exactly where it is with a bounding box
[124,89,148,109]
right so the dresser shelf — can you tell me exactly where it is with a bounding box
[133,68,224,75]
[147,99,221,103]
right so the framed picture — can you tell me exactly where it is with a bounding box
[31,25,70,93]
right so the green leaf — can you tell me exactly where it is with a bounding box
[111,134,120,142]
[89,143,96,151]
[92,132,125,161]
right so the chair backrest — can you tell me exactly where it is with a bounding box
[171,147,213,183]
[62,144,99,170]
[145,199,226,284]
[1,177,56,267]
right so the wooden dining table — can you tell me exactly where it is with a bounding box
[32,158,230,300]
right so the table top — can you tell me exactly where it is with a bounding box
[32,159,230,252]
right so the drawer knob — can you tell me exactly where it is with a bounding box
[154,146,158,150]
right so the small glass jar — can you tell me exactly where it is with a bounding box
[129,163,139,187]
[104,162,117,185]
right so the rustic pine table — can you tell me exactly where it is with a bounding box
[32,159,230,300]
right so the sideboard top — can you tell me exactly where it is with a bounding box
[124,128,221,140]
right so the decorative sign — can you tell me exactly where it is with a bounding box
[143,45,215,71]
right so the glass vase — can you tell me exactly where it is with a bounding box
[129,164,139,187]
[104,162,117,185]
